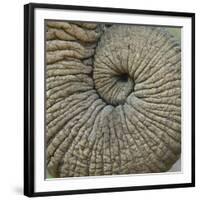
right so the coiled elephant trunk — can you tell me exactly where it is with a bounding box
[46,21,181,178]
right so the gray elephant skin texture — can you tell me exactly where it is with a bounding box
[46,21,181,178]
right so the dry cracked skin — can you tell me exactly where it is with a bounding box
[46,21,181,178]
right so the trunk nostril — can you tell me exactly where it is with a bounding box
[116,73,129,82]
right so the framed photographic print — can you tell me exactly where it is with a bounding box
[24,3,195,197]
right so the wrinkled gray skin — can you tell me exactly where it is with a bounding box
[46,21,181,178]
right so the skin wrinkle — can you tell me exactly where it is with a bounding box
[47,92,96,131]
[47,60,90,69]
[47,90,95,114]
[47,74,93,92]
[47,74,93,91]
[96,56,120,75]
[61,103,106,176]
[47,107,84,145]
[138,58,180,86]
[134,39,170,82]
[124,104,163,171]
[112,108,129,173]
[47,66,92,77]
[102,109,113,174]
[124,103,178,158]
[136,48,180,84]
[47,102,89,157]
[135,60,180,85]
[126,110,167,171]
[138,88,181,99]
[92,127,105,175]
[47,93,99,145]
[109,113,121,174]
[123,106,157,172]
[47,81,91,99]
[46,40,94,52]
[46,21,181,178]
[48,84,92,100]
[124,103,173,169]
[61,108,101,176]
[121,105,170,164]
[47,28,77,41]
[134,108,180,158]
[108,110,122,173]
[135,74,181,91]
[47,98,86,131]
[135,38,178,82]
[46,49,94,63]
[130,29,153,77]
[47,109,86,163]
[117,106,142,172]
[130,104,181,151]
[125,37,144,78]
[47,22,100,43]
[141,97,181,109]
[47,111,85,175]
[134,84,181,99]
[128,99,181,140]
[88,125,102,175]
[83,106,107,175]
[49,100,105,176]
[121,106,144,171]
[135,96,181,119]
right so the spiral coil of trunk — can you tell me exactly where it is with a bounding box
[46,21,181,178]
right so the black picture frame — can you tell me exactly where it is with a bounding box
[24,3,195,197]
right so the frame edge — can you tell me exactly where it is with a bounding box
[23,3,195,197]
[24,3,35,197]
[191,13,195,187]
[29,2,195,17]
